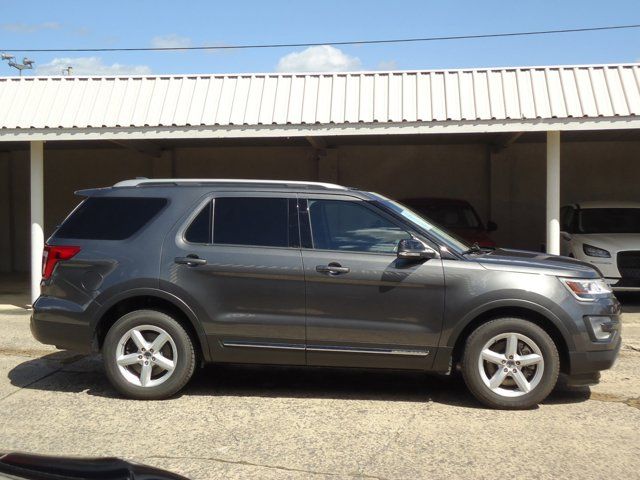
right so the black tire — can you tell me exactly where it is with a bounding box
[103,309,196,400]
[461,318,560,409]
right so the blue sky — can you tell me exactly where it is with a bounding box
[0,0,639,75]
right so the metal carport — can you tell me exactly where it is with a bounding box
[1,63,639,302]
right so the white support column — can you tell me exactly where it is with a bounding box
[546,131,561,255]
[30,141,44,305]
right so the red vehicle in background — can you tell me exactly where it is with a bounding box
[401,197,498,249]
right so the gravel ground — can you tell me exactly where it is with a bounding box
[0,286,639,480]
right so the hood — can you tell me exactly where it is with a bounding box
[571,233,640,252]
[0,452,189,480]
[476,248,600,278]
[449,227,496,248]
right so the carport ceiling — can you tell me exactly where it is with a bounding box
[2,128,640,153]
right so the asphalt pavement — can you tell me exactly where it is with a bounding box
[0,283,639,479]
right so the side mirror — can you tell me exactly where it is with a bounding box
[397,238,437,260]
[487,221,498,232]
[561,231,572,241]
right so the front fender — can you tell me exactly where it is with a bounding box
[442,297,576,351]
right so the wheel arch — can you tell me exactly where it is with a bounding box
[92,288,211,363]
[448,301,573,374]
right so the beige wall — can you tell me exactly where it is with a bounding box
[490,141,640,249]
[0,151,30,273]
[337,144,490,211]
[176,146,318,181]
[0,139,639,272]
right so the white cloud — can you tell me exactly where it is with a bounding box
[150,34,192,49]
[0,22,61,33]
[276,45,361,72]
[36,57,152,76]
[377,60,398,70]
[73,26,91,36]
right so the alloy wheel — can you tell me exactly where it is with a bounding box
[115,325,177,388]
[477,332,544,397]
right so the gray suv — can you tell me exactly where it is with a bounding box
[31,179,621,409]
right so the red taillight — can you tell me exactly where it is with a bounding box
[42,244,81,280]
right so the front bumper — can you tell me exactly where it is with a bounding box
[560,371,601,387]
[575,249,640,291]
[558,291,622,377]
[568,334,621,376]
[607,277,640,291]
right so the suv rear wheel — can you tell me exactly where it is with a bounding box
[103,310,196,400]
[461,318,559,409]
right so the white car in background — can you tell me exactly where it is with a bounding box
[560,202,640,291]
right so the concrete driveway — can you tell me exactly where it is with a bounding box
[1,287,639,479]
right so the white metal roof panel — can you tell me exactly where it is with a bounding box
[501,70,519,119]
[316,75,332,124]
[258,76,277,125]
[301,75,318,125]
[473,71,490,120]
[359,74,374,123]
[444,71,460,121]
[1,63,639,134]
[402,73,416,122]
[431,72,446,121]
[329,74,346,124]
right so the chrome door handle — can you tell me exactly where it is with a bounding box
[174,255,207,267]
[316,263,350,275]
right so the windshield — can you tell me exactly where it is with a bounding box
[411,203,482,229]
[578,208,640,234]
[371,194,471,253]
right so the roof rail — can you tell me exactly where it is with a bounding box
[113,178,347,190]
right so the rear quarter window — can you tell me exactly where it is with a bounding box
[54,197,167,240]
[213,197,291,247]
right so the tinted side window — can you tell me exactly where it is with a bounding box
[185,202,212,243]
[55,197,167,240]
[308,199,410,253]
[213,197,291,247]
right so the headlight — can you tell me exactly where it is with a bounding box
[583,244,611,258]
[560,277,612,301]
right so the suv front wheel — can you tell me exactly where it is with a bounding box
[462,318,560,409]
[103,310,196,400]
